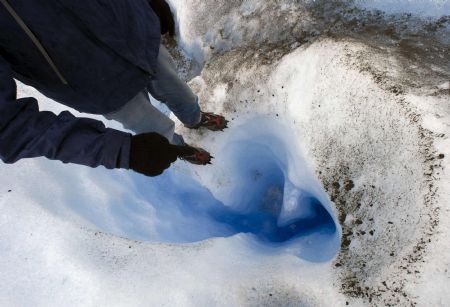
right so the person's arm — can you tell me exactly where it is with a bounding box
[0,55,131,169]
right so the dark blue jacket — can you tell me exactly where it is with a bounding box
[0,0,162,170]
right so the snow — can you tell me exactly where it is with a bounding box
[0,186,345,306]
[356,0,450,18]
[1,0,450,306]
[438,81,450,90]
[402,94,450,307]
[188,36,440,303]
[2,65,343,306]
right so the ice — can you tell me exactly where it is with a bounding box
[189,117,340,261]
[1,75,343,305]
[3,109,340,260]
[2,0,450,305]
[355,0,450,17]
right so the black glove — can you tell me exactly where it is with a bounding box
[129,133,178,177]
[148,0,175,36]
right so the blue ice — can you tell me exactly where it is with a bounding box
[127,117,341,262]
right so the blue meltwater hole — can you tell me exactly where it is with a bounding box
[130,117,341,262]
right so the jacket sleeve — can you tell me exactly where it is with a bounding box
[0,56,131,170]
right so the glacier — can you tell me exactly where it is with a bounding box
[1,0,449,306]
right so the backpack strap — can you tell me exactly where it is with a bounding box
[0,0,68,85]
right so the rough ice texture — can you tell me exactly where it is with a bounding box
[1,0,450,306]
[356,0,450,17]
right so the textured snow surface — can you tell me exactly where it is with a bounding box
[356,0,450,17]
[1,0,450,306]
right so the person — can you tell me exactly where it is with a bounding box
[0,0,227,177]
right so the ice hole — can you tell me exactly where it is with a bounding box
[126,117,341,262]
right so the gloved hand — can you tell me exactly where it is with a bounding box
[148,0,175,36]
[129,133,178,176]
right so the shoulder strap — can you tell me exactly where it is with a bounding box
[0,0,68,85]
